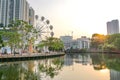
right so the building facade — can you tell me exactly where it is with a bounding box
[60,36,73,50]
[0,0,34,26]
[76,36,90,49]
[0,0,9,26]
[71,36,90,49]
[29,7,35,26]
[107,19,119,35]
[60,36,90,50]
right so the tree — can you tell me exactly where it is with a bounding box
[106,34,120,44]
[0,35,3,49]
[0,20,35,54]
[102,43,115,52]
[113,38,120,49]
[104,33,120,51]
[0,23,4,27]
[0,31,22,54]
[8,20,35,53]
[38,37,64,52]
[91,33,106,49]
[49,38,64,51]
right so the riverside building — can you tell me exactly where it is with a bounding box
[60,36,73,50]
[60,36,90,50]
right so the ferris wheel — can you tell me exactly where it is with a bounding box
[34,15,54,43]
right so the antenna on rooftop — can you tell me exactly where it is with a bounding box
[71,31,73,38]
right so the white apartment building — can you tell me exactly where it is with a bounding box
[60,36,73,50]
[60,36,90,50]
[0,0,9,26]
[77,36,90,49]
[72,36,90,49]
[0,0,34,26]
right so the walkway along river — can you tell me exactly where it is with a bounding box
[0,52,65,62]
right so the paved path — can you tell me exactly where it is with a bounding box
[0,52,65,59]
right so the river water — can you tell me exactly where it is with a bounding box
[0,53,120,80]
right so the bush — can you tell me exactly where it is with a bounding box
[80,48,87,52]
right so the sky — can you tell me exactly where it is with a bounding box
[28,0,120,38]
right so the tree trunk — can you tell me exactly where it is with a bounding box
[14,48,15,56]
[11,46,13,54]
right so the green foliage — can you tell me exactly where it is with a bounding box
[0,23,4,27]
[0,35,3,48]
[91,33,120,51]
[80,48,87,52]
[0,63,40,80]
[0,30,22,53]
[0,64,19,80]
[104,33,120,50]
[91,33,106,49]
[114,38,120,49]
[106,59,120,71]
[52,58,64,70]
[106,33,120,44]
[38,37,64,51]
[91,52,120,71]
[0,20,36,53]
[39,58,63,78]
[102,43,115,51]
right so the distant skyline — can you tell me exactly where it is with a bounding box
[28,0,120,38]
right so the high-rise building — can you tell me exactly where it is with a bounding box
[0,0,34,26]
[29,7,35,26]
[107,19,119,35]
[0,0,9,26]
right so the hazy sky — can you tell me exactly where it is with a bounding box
[28,0,120,38]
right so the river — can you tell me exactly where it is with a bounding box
[0,53,120,80]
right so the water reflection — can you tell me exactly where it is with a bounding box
[64,53,120,80]
[0,57,64,80]
[39,58,64,79]
[110,69,120,80]
[0,53,120,80]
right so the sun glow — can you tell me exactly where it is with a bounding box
[56,0,107,37]
[28,0,120,38]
